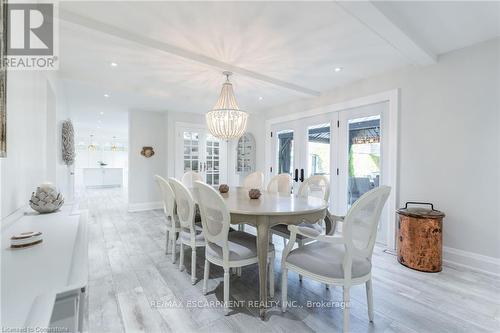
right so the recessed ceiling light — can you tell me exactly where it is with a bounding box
[334,67,342,72]
[110,62,118,67]
[100,111,104,115]
[104,94,109,98]
[258,96,263,101]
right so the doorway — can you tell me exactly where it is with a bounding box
[175,125,227,187]
[268,93,398,249]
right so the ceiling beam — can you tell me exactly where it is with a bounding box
[59,9,321,97]
[336,1,437,66]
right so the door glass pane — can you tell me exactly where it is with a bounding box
[277,130,294,175]
[183,131,199,173]
[347,116,381,207]
[308,123,330,176]
[205,134,222,186]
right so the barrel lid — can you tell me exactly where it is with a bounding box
[397,207,444,218]
[397,202,445,218]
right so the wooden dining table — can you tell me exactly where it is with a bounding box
[192,186,329,319]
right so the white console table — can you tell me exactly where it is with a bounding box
[1,207,88,332]
[83,167,123,188]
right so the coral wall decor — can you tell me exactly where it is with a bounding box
[141,146,155,158]
[61,119,75,165]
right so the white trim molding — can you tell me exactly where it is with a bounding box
[128,201,163,212]
[443,246,500,277]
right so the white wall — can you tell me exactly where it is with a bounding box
[0,71,72,221]
[1,72,47,219]
[128,110,167,210]
[259,38,500,263]
[0,72,72,222]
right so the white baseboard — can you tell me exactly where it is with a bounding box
[127,201,162,212]
[443,246,500,277]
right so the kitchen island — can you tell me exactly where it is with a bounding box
[83,167,123,188]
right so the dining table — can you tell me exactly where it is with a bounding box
[191,186,329,319]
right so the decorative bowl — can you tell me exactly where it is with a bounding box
[248,188,261,199]
[219,184,229,193]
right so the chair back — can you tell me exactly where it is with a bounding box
[181,171,203,188]
[298,175,330,202]
[194,181,230,256]
[343,185,391,260]
[168,178,196,233]
[243,171,264,190]
[154,175,176,222]
[267,173,292,194]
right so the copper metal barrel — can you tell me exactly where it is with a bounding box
[397,202,445,272]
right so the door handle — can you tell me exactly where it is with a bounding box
[293,169,299,182]
[299,168,305,182]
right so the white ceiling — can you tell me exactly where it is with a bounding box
[373,1,500,56]
[59,1,500,133]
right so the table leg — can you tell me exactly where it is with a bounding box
[325,213,334,235]
[255,216,269,319]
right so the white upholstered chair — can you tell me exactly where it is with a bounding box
[272,175,332,245]
[272,175,332,283]
[195,181,275,313]
[239,171,265,231]
[154,175,181,262]
[181,171,203,188]
[242,171,264,190]
[266,173,292,194]
[281,186,391,332]
[169,178,206,284]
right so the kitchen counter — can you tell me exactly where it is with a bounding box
[83,167,123,188]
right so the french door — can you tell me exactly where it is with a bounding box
[175,125,227,187]
[271,113,333,195]
[271,102,389,244]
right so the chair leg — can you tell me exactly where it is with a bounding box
[343,286,350,333]
[203,259,210,295]
[166,231,170,254]
[179,243,184,271]
[171,232,177,264]
[236,267,242,277]
[281,267,288,312]
[223,268,230,315]
[298,240,304,282]
[366,279,374,322]
[191,247,197,284]
[269,254,275,298]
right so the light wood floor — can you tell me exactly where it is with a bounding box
[81,188,500,333]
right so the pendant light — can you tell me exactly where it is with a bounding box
[88,134,96,151]
[206,71,248,140]
[111,136,118,152]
